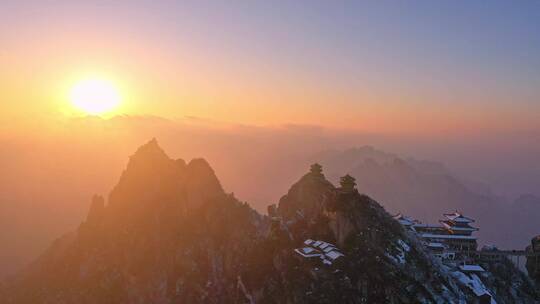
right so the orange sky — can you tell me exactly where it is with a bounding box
[1,1,539,136]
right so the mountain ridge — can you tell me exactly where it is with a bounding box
[2,140,537,303]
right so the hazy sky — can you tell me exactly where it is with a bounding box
[1,1,539,133]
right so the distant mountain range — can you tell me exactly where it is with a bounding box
[2,140,536,303]
[315,147,540,249]
[0,116,538,281]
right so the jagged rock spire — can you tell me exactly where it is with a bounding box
[130,138,169,163]
[340,174,356,192]
[107,139,224,222]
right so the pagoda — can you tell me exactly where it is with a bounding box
[310,163,324,178]
[340,174,356,192]
[440,211,479,236]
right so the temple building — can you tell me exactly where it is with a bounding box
[393,213,417,229]
[440,212,479,236]
[395,211,479,255]
[411,223,447,235]
[419,232,477,252]
[422,212,478,252]
[294,239,345,266]
[339,174,356,192]
[309,163,324,178]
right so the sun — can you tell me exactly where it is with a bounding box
[70,78,121,115]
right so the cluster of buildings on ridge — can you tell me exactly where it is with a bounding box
[293,211,488,273]
[290,204,497,301]
[294,239,345,266]
[395,211,499,302]
[394,211,484,267]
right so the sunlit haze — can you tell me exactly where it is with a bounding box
[70,78,121,116]
[1,1,539,134]
[1,2,540,300]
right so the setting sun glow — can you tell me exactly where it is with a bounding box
[70,79,121,115]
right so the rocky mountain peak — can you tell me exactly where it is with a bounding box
[186,158,221,188]
[102,139,225,226]
[107,139,177,209]
[126,138,171,170]
[277,164,335,221]
[2,143,539,304]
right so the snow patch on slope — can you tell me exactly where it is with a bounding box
[451,271,496,304]
[386,239,410,265]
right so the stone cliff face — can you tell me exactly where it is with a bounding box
[527,236,540,283]
[270,170,538,303]
[272,170,460,303]
[3,139,262,304]
[1,140,538,303]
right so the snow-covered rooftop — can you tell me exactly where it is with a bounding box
[441,222,478,231]
[428,242,446,248]
[459,265,485,272]
[303,247,316,254]
[319,243,330,249]
[323,246,335,253]
[412,223,444,229]
[294,248,321,258]
[326,251,344,260]
[393,213,417,226]
[295,239,345,265]
[420,233,477,240]
[444,212,475,223]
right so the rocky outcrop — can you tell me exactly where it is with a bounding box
[2,142,538,303]
[276,166,334,223]
[527,236,540,283]
[2,139,260,304]
[275,167,464,303]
